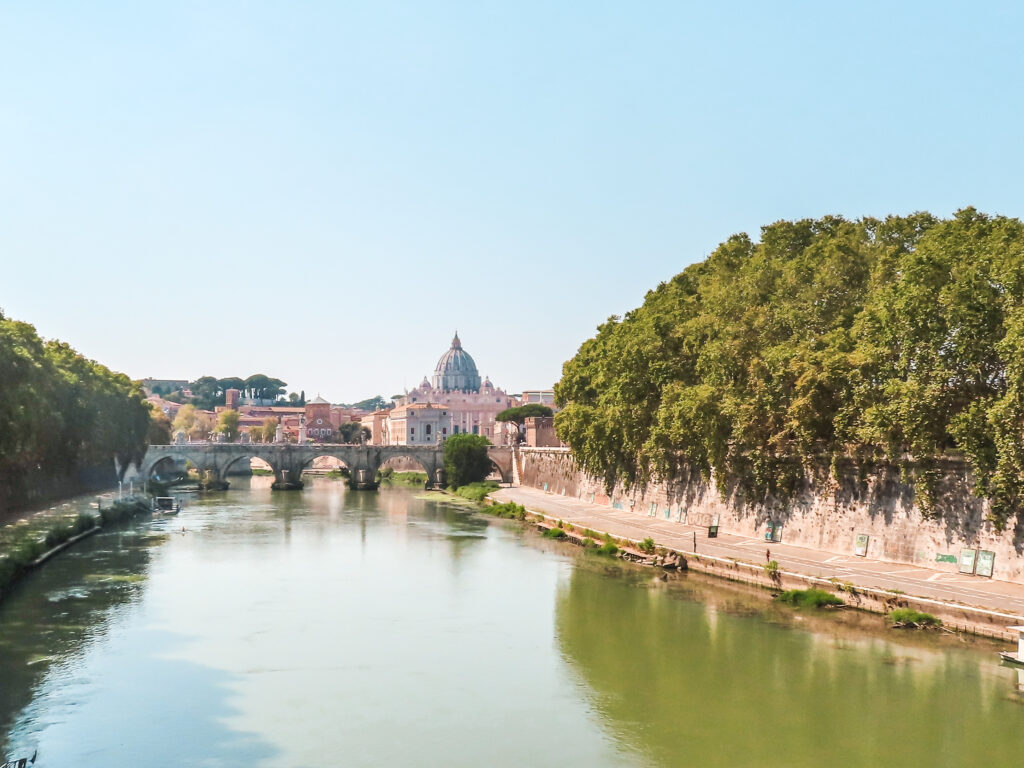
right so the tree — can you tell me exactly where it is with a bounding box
[337,422,369,444]
[147,405,173,445]
[496,404,554,424]
[259,417,279,443]
[554,209,1024,528]
[216,410,241,441]
[172,404,198,437]
[443,433,492,488]
[172,404,214,441]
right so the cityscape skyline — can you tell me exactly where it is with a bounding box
[3,2,1023,402]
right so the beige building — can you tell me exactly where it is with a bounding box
[369,333,519,446]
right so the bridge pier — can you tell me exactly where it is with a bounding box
[348,468,379,491]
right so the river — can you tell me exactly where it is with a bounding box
[2,476,1023,766]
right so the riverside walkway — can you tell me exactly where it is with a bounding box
[491,486,1024,620]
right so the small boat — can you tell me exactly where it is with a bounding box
[999,625,1024,665]
[152,497,181,515]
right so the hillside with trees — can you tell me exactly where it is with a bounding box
[0,310,151,503]
[555,209,1024,528]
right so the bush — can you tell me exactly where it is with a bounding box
[487,502,527,520]
[455,481,500,502]
[597,541,619,556]
[542,527,567,539]
[638,537,656,554]
[99,497,150,526]
[890,608,942,627]
[379,470,427,486]
[777,588,844,608]
[764,560,780,577]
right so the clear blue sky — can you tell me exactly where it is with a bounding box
[2,1,1022,402]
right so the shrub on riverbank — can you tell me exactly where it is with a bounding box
[487,502,527,520]
[890,608,942,627]
[596,541,619,556]
[379,471,428,486]
[543,527,567,539]
[455,482,500,502]
[99,497,150,526]
[777,588,844,608]
[638,537,656,554]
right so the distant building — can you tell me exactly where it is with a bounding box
[372,333,519,445]
[524,416,563,447]
[520,389,556,408]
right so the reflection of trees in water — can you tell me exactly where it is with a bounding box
[0,529,157,752]
[554,566,1023,767]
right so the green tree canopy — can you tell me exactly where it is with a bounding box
[443,433,492,488]
[216,410,241,441]
[496,404,554,424]
[555,209,1024,527]
[0,311,150,488]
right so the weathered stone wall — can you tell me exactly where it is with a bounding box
[518,448,1024,584]
[0,463,117,521]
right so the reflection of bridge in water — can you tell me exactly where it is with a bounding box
[136,443,514,490]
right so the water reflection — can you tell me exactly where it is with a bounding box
[555,563,1024,767]
[3,478,1024,767]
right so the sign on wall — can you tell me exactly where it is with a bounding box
[975,550,996,578]
[854,534,869,557]
[959,548,978,575]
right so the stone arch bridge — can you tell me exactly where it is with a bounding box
[136,443,514,491]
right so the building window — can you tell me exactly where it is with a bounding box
[453,425,459,434]
[425,424,431,435]
[473,425,479,435]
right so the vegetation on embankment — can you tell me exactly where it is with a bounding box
[0,497,151,600]
[776,588,845,608]
[890,608,942,628]
[555,210,1024,527]
[454,481,500,502]
[0,311,153,509]
[378,469,428,486]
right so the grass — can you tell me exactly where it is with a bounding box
[889,608,942,628]
[542,527,567,539]
[0,497,148,600]
[325,468,350,479]
[638,537,656,554]
[596,541,619,556]
[487,502,527,520]
[454,481,500,502]
[776,588,844,608]
[379,471,428,486]
[251,468,274,476]
[764,560,780,578]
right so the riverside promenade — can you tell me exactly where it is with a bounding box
[491,486,1024,620]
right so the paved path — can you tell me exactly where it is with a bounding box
[492,486,1024,619]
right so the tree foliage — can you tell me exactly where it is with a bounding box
[443,433,492,488]
[0,311,151,483]
[216,410,241,441]
[555,209,1024,528]
[496,404,554,424]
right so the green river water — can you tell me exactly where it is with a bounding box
[2,476,1023,767]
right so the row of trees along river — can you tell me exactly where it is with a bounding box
[555,208,1024,528]
[0,310,151,509]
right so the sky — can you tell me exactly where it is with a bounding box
[2,1,1023,403]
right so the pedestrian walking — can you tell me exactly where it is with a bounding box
[766,548,771,563]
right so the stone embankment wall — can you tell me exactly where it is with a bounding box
[518,448,1024,584]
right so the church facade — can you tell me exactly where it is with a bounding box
[364,333,518,446]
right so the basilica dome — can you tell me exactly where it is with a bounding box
[432,332,482,392]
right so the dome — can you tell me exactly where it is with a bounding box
[432,332,482,392]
